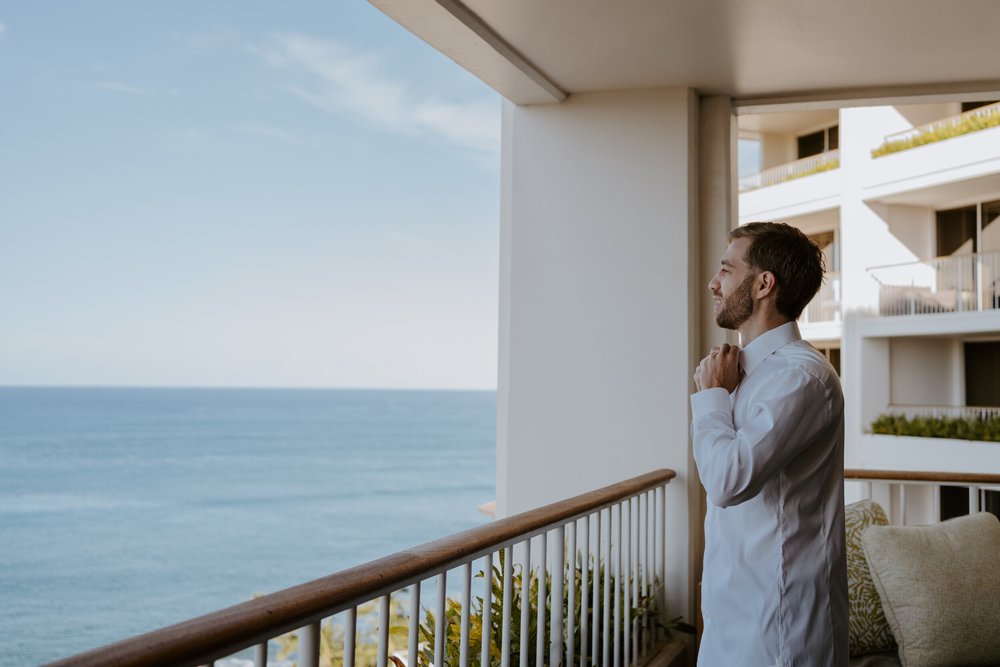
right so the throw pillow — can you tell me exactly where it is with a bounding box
[861,512,1000,667]
[845,500,895,656]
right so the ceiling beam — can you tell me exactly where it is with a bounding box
[369,0,566,105]
[734,80,1000,114]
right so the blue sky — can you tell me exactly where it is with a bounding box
[0,2,501,389]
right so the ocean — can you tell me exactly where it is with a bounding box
[0,387,496,666]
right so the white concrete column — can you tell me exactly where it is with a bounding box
[694,93,737,615]
[496,88,700,624]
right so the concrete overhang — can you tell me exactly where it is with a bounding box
[371,0,1000,108]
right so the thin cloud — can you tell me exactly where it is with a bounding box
[254,34,499,154]
[0,21,6,37]
[95,81,151,95]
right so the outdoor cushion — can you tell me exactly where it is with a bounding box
[861,512,1000,667]
[845,500,896,656]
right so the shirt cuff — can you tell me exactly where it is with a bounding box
[690,387,731,417]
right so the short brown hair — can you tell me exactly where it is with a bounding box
[728,222,825,320]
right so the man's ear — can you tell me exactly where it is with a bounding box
[756,271,778,300]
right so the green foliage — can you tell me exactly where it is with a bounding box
[870,412,1000,442]
[871,110,1000,157]
[272,551,694,667]
[416,550,693,667]
[782,158,839,183]
[274,597,409,667]
[744,158,839,191]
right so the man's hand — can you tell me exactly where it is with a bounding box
[694,344,741,393]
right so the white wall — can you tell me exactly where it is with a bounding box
[840,107,928,314]
[896,102,961,128]
[885,204,935,259]
[889,337,964,406]
[760,131,796,169]
[497,88,700,622]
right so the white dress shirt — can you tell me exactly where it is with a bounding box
[691,321,848,667]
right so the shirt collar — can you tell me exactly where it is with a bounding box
[739,321,801,377]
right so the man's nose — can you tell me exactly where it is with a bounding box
[708,274,720,292]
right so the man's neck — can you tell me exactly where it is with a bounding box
[738,312,793,347]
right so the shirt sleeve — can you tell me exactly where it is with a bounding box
[690,369,832,508]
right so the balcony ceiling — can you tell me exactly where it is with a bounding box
[371,0,1000,106]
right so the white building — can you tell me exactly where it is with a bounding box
[739,101,1000,518]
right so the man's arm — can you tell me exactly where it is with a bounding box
[691,368,832,508]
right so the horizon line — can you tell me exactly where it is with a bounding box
[0,383,498,392]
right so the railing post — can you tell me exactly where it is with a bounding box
[462,563,474,667]
[299,622,320,667]
[344,607,357,667]
[581,514,590,667]
[551,527,565,667]
[482,553,493,667]
[253,642,268,667]
[657,484,667,640]
[502,545,514,667]
[537,535,548,667]
[623,499,632,666]
[436,573,447,667]
[602,508,611,667]
[407,583,420,667]
[518,543,530,667]
[567,521,577,667]
[613,503,621,667]
[377,595,390,667]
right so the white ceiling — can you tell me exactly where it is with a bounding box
[372,0,1000,105]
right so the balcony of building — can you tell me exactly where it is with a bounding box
[867,250,1000,318]
[738,110,843,221]
[851,329,1000,476]
[862,102,1000,202]
[871,101,1000,159]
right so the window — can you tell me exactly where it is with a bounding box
[936,205,977,255]
[738,138,762,179]
[936,199,1000,256]
[961,100,999,113]
[814,346,841,376]
[964,341,1000,407]
[796,125,839,159]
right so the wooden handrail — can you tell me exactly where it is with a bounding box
[846,468,1000,485]
[45,468,676,667]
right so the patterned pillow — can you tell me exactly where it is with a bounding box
[845,500,896,656]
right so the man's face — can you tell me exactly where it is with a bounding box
[709,238,757,330]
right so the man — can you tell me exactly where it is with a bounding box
[692,222,847,666]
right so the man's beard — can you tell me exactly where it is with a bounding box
[715,273,756,330]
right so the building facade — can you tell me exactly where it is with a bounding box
[739,101,1000,518]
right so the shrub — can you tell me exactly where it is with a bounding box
[871,110,1000,157]
[870,412,1000,442]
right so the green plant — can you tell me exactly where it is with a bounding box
[871,110,1000,157]
[870,412,1000,442]
[415,550,693,667]
[274,597,410,667]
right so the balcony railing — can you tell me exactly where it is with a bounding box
[844,469,1000,525]
[884,404,1000,422]
[867,250,1000,317]
[872,101,1000,157]
[799,272,841,325]
[738,149,840,192]
[45,470,679,667]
